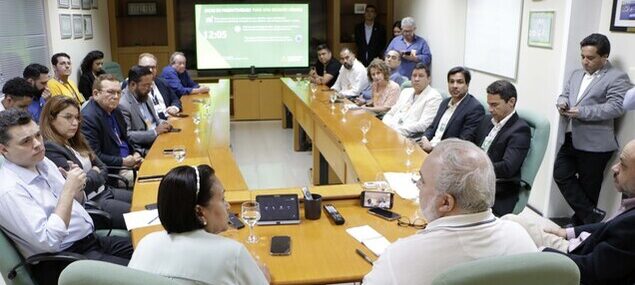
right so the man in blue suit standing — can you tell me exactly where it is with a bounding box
[418,66,485,153]
[554,33,631,225]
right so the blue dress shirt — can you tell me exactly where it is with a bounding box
[27,97,46,123]
[0,158,94,257]
[160,65,200,98]
[386,35,432,77]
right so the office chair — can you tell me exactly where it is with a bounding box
[510,108,550,214]
[102,62,125,82]
[58,260,176,285]
[431,252,580,285]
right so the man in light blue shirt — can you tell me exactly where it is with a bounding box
[385,17,432,77]
[0,109,132,281]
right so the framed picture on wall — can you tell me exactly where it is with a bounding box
[354,3,367,14]
[528,11,555,48]
[58,0,70,9]
[81,0,91,10]
[92,0,98,9]
[72,14,83,39]
[59,14,72,39]
[610,0,635,32]
[84,15,93,39]
[71,0,80,9]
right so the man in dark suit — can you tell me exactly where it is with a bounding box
[81,74,142,182]
[507,139,635,285]
[554,33,631,225]
[354,5,386,67]
[419,66,485,152]
[475,80,530,216]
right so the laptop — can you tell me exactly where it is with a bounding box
[256,194,301,225]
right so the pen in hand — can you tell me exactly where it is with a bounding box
[356,249,375,265]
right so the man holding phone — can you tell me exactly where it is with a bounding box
[554,33,631,226]
[385,17,432,78]
[363,139,536,285]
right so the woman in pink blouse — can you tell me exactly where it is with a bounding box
[359,59,400,115]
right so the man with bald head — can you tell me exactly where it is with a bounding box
[506,139,635,285]
[160,52,209,98]
[331,48,369,98]
[363,139,536,285]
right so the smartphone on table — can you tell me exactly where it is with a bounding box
[368,207,401,221]
[270,236,291,256]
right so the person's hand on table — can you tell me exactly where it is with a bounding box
[166,106,180,116]
[155,121,172,134]
[419,137,433,153]
[193,86,210,94]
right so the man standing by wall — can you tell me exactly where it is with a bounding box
[385,17,431,78]
[554,33,631,225]
[354,5,386,67]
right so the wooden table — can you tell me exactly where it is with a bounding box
[131,78,425,284]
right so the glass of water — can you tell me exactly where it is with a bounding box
[192,114,201,133]
[241,201,261,244]
[310,83,318,94]
[405,139,416,168]
[340,103,349,122]
[360,119,371,144]
[330,93,338,110]
[173,145,186,163]
[295,73,303,82]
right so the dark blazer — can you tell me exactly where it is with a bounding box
[475,113,531,215]
[154,77,182,111]
[422,94,485,143]
[81,99,137,167]
[44,140,108,196]
[354,22,387,66]
[545,207,635,285]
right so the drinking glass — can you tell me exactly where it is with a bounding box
[329,93,338,110]
[340,103,349,122]
[241,201,261,244]
[295,73,303,82]
[192,114,201,133]
[405,139,415,168]
[173,145,186,163]
[360,119,371,144]
[310,83,318,94]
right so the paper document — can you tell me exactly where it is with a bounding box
[346,225,391,256]
[123,209,161,231]
[384,172,419,200]
[345,103,361,110]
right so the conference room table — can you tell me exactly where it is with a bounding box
[131,78,426,284]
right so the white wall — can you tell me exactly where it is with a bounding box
[43,0,111,83]
[394,0,634,216]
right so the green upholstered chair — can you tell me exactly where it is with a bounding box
[400,80,411,90]
[102,61,124,82]
[512,108,550,214]
[431,252,580,285]
[0,228,84,285]
[58,260,176,285]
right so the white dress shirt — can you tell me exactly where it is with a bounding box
[363,210,537,285]
[129,229,268,285]
[480,110,516,152]
[149,83,168,117]
[0,158,94,257]
[430,95,468,146]
[383,85,443,136]
[332,59,370,97]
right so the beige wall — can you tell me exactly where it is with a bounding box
[394,0,634,216]
[44,0,111,83]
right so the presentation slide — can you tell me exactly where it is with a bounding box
[195,4,309,70]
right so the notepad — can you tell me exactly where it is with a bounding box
[346,225,391,256]
[123,209,161,231]
[384,172,419,200]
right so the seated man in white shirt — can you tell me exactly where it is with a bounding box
[331,48,369,98]
[0,109,132,282]
[382,63,442,137]
[363,138,536,285]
